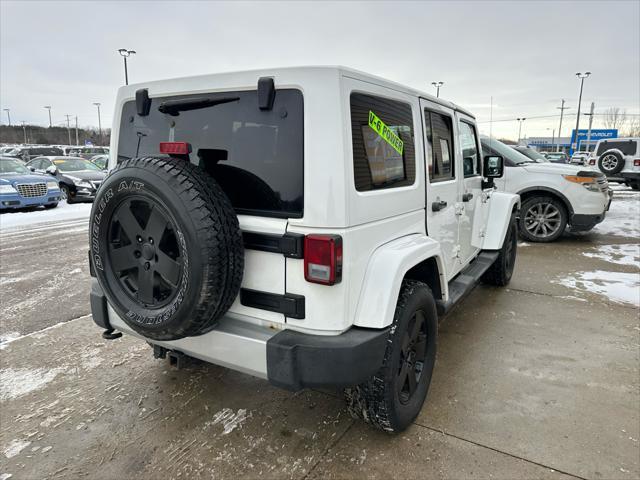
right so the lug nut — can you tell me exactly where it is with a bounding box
[149,238,154,245]
[144,262,150,270]
[137,235,143,243]
[134,250,141,258]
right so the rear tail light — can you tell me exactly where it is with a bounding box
[634,159,640,167]
[159,142,191,155]
[304,235,342,285]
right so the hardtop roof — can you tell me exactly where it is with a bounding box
[121,65,475,119]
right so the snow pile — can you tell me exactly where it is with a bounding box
[583,244,640,269]
[595,189,640,238]
[0,202,91,232]
[3,439,31,459]
[556,270,640,307]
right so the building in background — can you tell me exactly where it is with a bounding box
[525,129,618,153]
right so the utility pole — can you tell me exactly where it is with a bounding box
[517,118,526,144]
[75,116,79,145]
[21,121,27,144]
[3,108,10,126]
[65,114,72,145]
[44,106,52,127]
[556,99,569,152]
[584,102,595,153]
[431,81,444,98]
[573,72,591,153]
[93,102,102,145]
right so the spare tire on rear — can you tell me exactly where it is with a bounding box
[89,156,244,341]
[598,150,624,174]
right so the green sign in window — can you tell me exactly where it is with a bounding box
[368,110,404,155]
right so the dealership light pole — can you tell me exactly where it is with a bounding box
[75,116,79,145]
[3,108,10,126]
[556,99,569,152]
[573,72,591,153]
[93,102,103,145]
[431,81,444,98]
[44,106,52,127]
[517,118,526,144]
[118,48,136,85]
[547,128,555,151]
[21,121,27,143]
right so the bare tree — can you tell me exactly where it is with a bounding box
[624,115,640,137]
[602,107,627,131]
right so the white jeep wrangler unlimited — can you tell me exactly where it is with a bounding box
[89,67,519,433]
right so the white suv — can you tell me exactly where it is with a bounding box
[89,67,518,433]
[481,137,612,242]
[589,137,640,190]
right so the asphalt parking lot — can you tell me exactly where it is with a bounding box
[1,189,638,480]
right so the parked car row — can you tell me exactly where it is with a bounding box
[0,154,106,210]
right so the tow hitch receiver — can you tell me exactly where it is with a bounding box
[152,345,196,369]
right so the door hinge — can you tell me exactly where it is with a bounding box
[455,203,465,216]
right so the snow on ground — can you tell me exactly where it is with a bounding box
[556,270,639,307]
[0,202,91,232]
[583,244,640,269]
[595,188,640,238]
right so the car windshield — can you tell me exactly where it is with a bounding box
[53,158,101,172]
[0,159,30,174]
[481,137,532,165]
[515,147,548,163]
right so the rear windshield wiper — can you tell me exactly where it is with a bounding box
[158,96,239,116]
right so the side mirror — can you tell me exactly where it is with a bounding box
[483,155,504,178]
[28,166,36,172]
[45,165,58,175]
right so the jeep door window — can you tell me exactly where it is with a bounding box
[350,93,415,191]
[117,89,304,218]
[424,110,455,182]
[458,121,481,177]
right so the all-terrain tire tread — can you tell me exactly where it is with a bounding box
[101,156,243,339]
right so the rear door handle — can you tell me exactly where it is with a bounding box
[462,193,473,202]
[431,200,447,212]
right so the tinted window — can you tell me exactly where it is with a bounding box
[118,89,304,218]
[0,159,29,174]
[481,137,531,166]
[350,93,415,191]
[425,110,455,182]
[459,121,481,177]
[596,140,637,156]
[53,158,100,172]
[27,159,43,169]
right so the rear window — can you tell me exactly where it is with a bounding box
[596,140,637,156]
[350,93,416,191]
[117,89,304,218]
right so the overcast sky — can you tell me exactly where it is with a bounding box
[1,0,638,139]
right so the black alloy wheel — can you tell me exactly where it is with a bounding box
[397,310,428,404]
[107,196,183,309]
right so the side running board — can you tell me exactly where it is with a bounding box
[436,251,499,316]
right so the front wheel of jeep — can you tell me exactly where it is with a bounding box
[345,280,438,433]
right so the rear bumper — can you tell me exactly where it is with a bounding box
[90,279,388,390]
[0,192,61,209]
